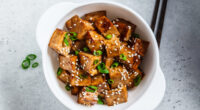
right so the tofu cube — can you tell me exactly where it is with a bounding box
[105,85,128,106]
[132,38,149,57]
[97,82,110,98]
[69,69,92,86]
[71,86,81,95]
[127,69,143,88]
[59,55,78,74]
[79,52,101,76]
[84,11,106,23]
[109,66,129,89]
[95,16,120,37]
[113,18,136,41]
[104,57,114,68]
[119,43,141,70]
[71,40,86,51]
[48,28,70,56]
[65,15,94,40]
[57,70,70,84]
[78,87,98,105]
[91,75,105,86]
[86,31,105,52]
[105,36,121,57]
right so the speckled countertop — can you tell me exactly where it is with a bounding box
[0,0,199,110]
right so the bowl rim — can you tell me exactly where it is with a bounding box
[36,1,160,110]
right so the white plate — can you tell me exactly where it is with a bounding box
[36,1,166,110]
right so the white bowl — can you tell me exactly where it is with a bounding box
[36,1,166,110]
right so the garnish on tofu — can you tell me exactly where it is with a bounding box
[48,10,149,106]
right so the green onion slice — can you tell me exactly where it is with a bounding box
[83,47,89,52]
[133,33,140,38]
[78,74,88,79]
[105,34,112,39]
[97,63,109,74]
[21,59,30,69]
[64,37,69,46]
[26,54,37,60]
[120,54,127,61]
[57,67,63,76]
[93,50,103,56]
[75,50,79,56]
[93,60,99,65]
[86,86,98,93]
[108,79,114,84]
[32,62,39,68]
[134,74,142,86]
[111,62,119,68]
[70,32,77,37]
[65,84,71,91]
[97,96,104,104]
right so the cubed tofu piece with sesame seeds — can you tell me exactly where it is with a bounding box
[97,82,110,98]
[71,86,81,95]
[84,11,106,23]
[86,31,105,52]
[65,15,95,40]
[104,57,114,68]
[59,55,78,74]
[109,66,129,89]
[127,69,143,89]
[113,18,136,41]
[91,75,105,86]
[132,38,149,57]
[58,70,70,84]
[48,29,71,56]
[95,16,120,38]
[105,36,121,57]
[69,69,92,86]
[118,43,141,70]
[79,52,101,76]
[71,40,86,51]
[78,87,98,105]
[105,85,128,106]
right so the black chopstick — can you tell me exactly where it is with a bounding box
[151,0,168,48]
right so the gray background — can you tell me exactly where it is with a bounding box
[0,0,199,110]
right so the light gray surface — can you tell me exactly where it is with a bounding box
[0,0,156,110]
[157,0,200,110]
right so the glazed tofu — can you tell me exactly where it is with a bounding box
[69,69,92,86]
[79,52,101,76]
[109,66,129,89]
[95,16,120,37]
[71,86,81,95]
[105,85,128,106]
[104,57,114,68]
[57,70,70,83]
[118,42,141,70]
[132,38,149,57]
[78,87,98,105]
[48,29,70,56]
[127,69,143,88]
[86,31,105,52]
[84,11,106,23]
[105,36,121,57]
[59,55,78,74]
[65,15,94,40]
[97,82,110,98]
[91,75,105,86]
[113,18,136,41]
[71,40,86,51]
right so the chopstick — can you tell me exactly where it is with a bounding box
[151,0,168,48]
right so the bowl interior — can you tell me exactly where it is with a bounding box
[45,2,158,110]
